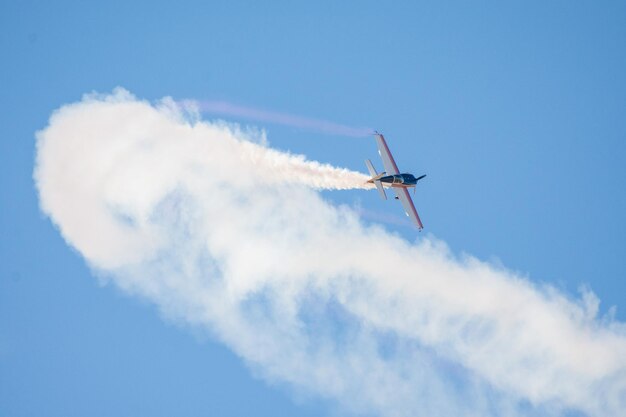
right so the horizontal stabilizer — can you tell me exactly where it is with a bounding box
[374,180,387,200]
[365,159,378,177]
[365,159,387,199]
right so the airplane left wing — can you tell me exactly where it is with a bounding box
[374,133,400,175]
[394,187,424,230]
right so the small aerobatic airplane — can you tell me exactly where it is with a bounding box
[366,132,426,230]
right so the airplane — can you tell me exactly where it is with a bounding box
[365,132,426,230]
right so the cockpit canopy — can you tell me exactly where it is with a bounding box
[391,173,416,184]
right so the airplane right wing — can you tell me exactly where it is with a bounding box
[374,133,400,175]
[394,187,424,230]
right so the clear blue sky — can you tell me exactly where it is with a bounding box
[1,1,625,416]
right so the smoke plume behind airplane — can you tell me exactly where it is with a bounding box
[34,89,626,417]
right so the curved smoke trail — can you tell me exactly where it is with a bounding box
[34,89,626,417]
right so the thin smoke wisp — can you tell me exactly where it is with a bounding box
[186,99,374,138]
[35,89,626,417]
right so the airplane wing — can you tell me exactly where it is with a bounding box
[394,187,424,230]
[374,133,400,175]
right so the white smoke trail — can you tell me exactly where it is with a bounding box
[34,89,626,417]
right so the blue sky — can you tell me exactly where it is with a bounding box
[1,2,625,417]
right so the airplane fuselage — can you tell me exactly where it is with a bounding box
[379,173,418,188]
[367,173,425,188]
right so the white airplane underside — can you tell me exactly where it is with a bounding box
[365,133,426,230]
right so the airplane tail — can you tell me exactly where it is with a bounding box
[365,159,387,200]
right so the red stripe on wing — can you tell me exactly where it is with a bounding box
[400,188,423,229]
[378,134,400,174]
